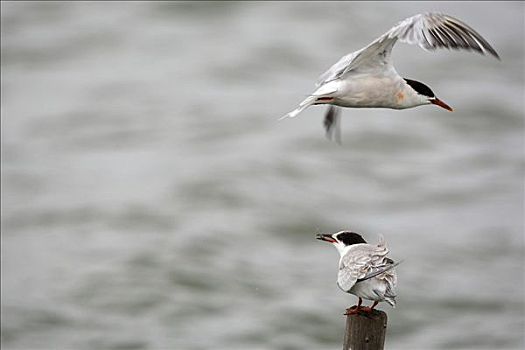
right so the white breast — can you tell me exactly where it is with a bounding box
[331,66,421,109]
[349,278,389,301]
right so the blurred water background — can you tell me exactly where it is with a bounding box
[1,2,524,349]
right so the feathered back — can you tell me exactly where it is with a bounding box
[337,241,391,292]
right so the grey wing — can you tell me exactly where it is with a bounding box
[356,259,402,282]
[316,12,499,86]
[337,253,369,292]
[315,37,395,86]
[316,50,361,86]
[385,13,499,58]
[337,244,389,292]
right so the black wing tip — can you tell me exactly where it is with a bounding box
[488,49,501,61]
[474,46,500,60]
[463,46,500,60]
[434,14,501,60]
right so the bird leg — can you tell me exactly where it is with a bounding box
[344,297,363,315]
[359,301,379,314]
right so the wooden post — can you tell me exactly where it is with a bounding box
[343,310,387,350]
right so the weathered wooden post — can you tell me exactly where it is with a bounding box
[343,310,388,350]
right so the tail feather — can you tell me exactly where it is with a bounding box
[356,260,402,282]
[373,289,396,308]
[279,95,317,120]
[385,274,397,308]
[385,296,396,308]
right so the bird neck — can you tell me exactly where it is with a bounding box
[335,243,354,258]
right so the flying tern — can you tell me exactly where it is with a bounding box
[282,13,500,142]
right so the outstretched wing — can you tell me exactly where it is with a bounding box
[317,13,499,86]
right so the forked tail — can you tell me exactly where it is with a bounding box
[280,81,339,120]
[279,95,317,120]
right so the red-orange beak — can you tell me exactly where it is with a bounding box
[316,233,337,243]
[430,98,453,112]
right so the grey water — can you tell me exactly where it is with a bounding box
[1,2,524,349]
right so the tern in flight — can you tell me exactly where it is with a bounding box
[281,13,500,142]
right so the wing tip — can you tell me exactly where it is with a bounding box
[487,48,501,60]
[399,12,501,61]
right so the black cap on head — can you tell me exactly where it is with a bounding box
[404,78,435,98]
[335,231,367,246]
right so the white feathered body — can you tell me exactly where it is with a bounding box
[314,69,424,110]
[348,267,397,305]
[336,237,398,307]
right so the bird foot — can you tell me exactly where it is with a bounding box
[344,305,361,316]
[359,306,374,313]
[344,306,377,317]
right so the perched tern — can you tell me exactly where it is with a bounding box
[282,13,500,141]
[316,231,400,315]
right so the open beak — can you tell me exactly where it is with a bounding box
[430,97,453,112]
[316,233,337,243]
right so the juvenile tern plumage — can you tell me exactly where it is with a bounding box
[316,231,400,315]
[282,13,500,141]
